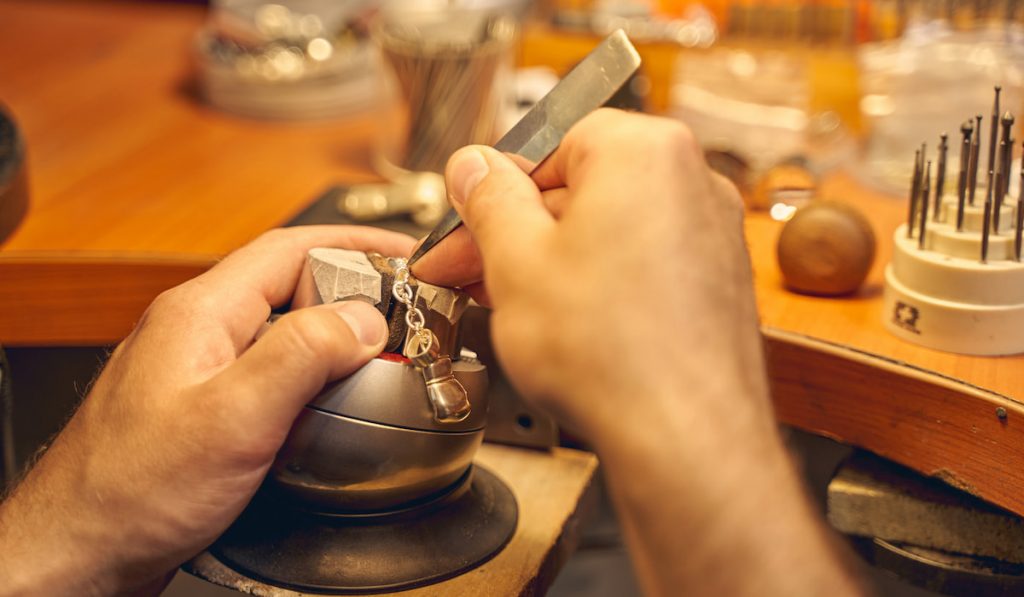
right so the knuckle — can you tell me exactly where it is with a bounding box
[234,228,299,262]
[654,120,701,160]
[254,227,293,246]
[571,111,701,164]
[711,173,746,223]
[147,283,198,318]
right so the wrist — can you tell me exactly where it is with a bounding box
[587,385,862,596]
[0,440,120,595]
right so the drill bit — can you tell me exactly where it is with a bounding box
[1000,111,1015,200]
[919,160,932,249]
[995,111,1014,232]
[969,114,982,205]
[957,120,973,231]
[1017,150,1024,261]
[907,148,923,238]
[985,86,1001,202]
[934,133,948,221]
[982,168,995,263]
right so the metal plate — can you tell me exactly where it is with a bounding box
[201,465,518,594]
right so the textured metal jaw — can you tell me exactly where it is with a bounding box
[407,29,642,266]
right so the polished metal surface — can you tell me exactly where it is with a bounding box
[310,351,487,433]
[271,407,484,513]
[407,29,642,266]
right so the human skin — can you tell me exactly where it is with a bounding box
[0,227,415,596]
[412,109,866,596]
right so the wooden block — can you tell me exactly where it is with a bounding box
[828,452,1024,564]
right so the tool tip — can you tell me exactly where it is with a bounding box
[1003,111,1015,125]
[963,120,974,133]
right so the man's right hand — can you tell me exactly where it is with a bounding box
[413,109,865,597]
[413,108,769,441]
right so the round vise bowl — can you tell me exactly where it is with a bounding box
[269,356,489,513]
[270,408,484,513]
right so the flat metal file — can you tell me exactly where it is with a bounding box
[407,30,642,266]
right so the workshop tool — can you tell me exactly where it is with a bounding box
[969,114,982,205]
[407,28,642,266]
[918,160,931,250]
[1004,120,1016,200]
[995,112,1014,231]
[982,168,994,262]
[933,133,947,222]
[883,86,1024,355]
[374,11,516,175]
[956,120,972,231]
[1018,151,1024,262]
[906,149,922,239]
[985,86,1001,203]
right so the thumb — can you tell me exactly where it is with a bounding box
[446,146,554,261]
[206,300,388,429]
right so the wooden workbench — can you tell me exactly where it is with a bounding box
[1,1,1023,518]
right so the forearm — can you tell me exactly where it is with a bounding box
[1,471,102,595]
[0,430,127,597]
[590,385,866,597]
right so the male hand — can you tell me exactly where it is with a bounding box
[413,108,768,438]
[0,226,415,596]
[414,109,864,596]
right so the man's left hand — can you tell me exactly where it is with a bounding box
[0,226,415,596]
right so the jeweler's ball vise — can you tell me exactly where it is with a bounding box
[270,248,489,513]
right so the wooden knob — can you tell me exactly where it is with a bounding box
[776,201,876,296]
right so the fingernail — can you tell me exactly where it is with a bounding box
[448,149,489,206]
[332,301,388,346]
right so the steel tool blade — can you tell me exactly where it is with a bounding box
[407,29,641,266]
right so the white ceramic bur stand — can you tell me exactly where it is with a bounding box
[883,195,1024,355]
